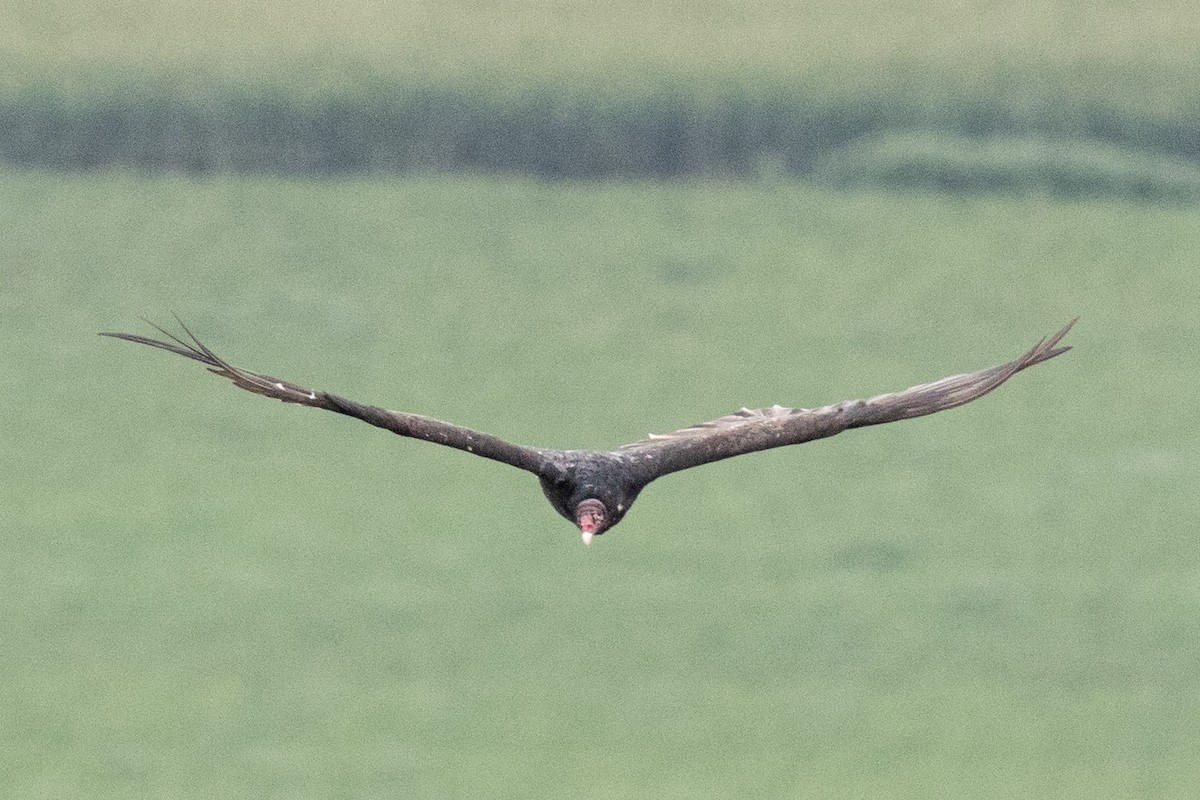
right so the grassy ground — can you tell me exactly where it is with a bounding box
[2,167,1196,797]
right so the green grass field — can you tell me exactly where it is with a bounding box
[3,167,1197,797]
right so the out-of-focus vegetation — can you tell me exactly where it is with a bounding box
[811,132,1200,203]
[4,1,1197,796]
[3,1,1200,193]
[6,0,1200,89]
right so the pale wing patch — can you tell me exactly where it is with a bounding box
[626,403,810,447]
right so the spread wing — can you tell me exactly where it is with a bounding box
[100,321,551,475]
[619,320,1075,480]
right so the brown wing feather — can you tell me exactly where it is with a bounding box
[100,321,551,475]
[620,320,1075,480]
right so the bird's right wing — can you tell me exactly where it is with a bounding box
[619,320,1075,480]
[101,321,551,476]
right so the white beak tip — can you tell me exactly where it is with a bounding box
[581,530,595,546]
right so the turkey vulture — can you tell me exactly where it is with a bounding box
[101,319,1074,543]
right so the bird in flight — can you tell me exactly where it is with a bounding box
[102,319,1074,543]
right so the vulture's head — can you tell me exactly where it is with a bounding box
[572,492,642,543]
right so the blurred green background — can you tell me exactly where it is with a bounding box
[4,2,1199,798]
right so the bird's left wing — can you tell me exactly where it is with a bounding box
[100,321,551,475]
[619,320,1075,481]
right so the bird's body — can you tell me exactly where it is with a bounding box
[102,319,1074,542]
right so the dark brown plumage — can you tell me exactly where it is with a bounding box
[101,319,1074,542]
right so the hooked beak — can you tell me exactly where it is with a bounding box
[575,499,606,546]
[578,516,600,546]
